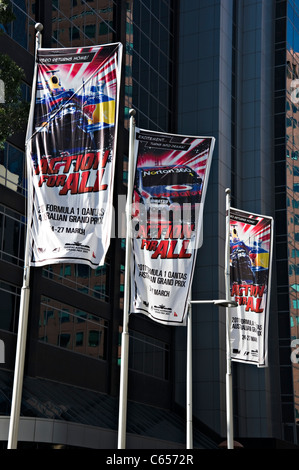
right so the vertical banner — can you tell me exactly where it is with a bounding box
[229,208,273,366]
[130,129,215,326]
[27,43,122,268]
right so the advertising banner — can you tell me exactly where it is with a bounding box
[26,43,122,268]
[130,129,215,326]
[229,208,273,366]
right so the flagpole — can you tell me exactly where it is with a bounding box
[186,297,193,449]
[225,188,234,449]
[7,23,43,450]
[117,108,136,449]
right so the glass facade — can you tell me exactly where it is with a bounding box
[4,1,36,53]
[130,0,174,131]
[276,0,299,440]
[51,0,116,48]
[42,263,110,302]
[0,144,26,195]
[129,330,169,380]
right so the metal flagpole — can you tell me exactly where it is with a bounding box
[185,189,236,450]
[189,298,237,450]
[186,297,193,449]
[225,188,234,449]
[117,109,136,449]
[7,23,43,450]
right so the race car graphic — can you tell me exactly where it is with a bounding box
[133,165,202,224]
[230,227,255,284]
[230,226,270,286]
[32,66,116,163]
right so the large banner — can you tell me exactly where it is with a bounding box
[26,43,122,268]
[229,208,273,366]
[130,129,215,326]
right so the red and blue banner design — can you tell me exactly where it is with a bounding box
[229,208,273,366]
[130,129,215,326]
[26,43,122,268]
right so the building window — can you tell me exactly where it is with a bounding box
[76,331,84,346]
[52,0,115,48]
[42,261,110,302]
[88,330,101,347]
[127,0,174,132]
[0,205,25,266]
[7,1,36,54]
[0,143,26,194]
[58,333,71,349]
[69,26,80,40]
[84,24,96,38]
[0,281,20,333]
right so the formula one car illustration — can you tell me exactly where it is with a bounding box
[133,165,202,224]
[230,234,255,284]
[230,227,269,286]
[31,70,115,161]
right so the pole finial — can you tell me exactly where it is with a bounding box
[129,108,136,117]
[35,23,43,32]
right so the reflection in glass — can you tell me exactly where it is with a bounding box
[51,0,115,48]
[39,296,108,359]
[42,262,110,302]
[287,5,299,429]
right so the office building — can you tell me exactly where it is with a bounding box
[0,0,298,448]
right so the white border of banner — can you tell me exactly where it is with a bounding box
[26,42,123,268]
[130,127,215,326]
[229,207,274,367]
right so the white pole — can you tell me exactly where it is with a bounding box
[7,267,30,449]
[186,295,237,450]
[225,188,234,449]
[117,109,136,449]
[186,299,193,449]
[7,23,43,450]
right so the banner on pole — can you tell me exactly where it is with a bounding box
[229,207,273,366]
[130,129,215,326]
[26,43,122,268]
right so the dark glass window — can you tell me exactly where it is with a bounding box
[42,262,110,302]
[39,297,108,359]
[0,205,25,266]
[0,281,20,333]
